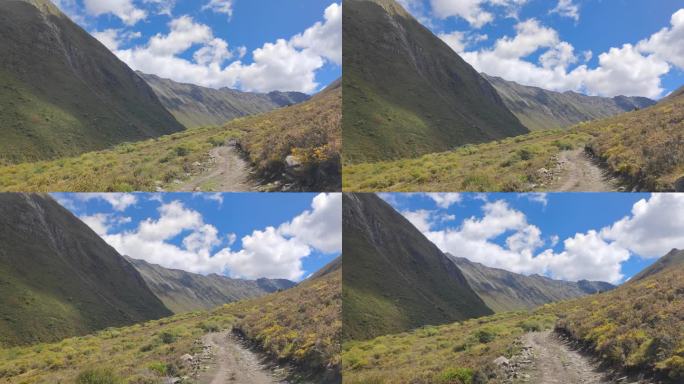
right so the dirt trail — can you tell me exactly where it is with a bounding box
[552,149,618,192]
[178,146,257,192]
[197,331,288,384]
[522,330,610,384]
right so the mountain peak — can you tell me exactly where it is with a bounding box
[19,0,63,16]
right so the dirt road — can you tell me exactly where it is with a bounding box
[197,331,287,384]
[178,146,257,192]
[552,149,618,192]
[522,331,610,384]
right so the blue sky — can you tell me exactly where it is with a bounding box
[399,0,684,98]
[54,0,341,93]
[52,192,342,281]
[380,192,684,284]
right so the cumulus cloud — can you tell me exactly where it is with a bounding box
[105,3,340,93]
[70,193,138,211]
[452,18,671,98]
[83,0,147,25]
[637,9,684,70]
[425,193,462,208]
[401,195,684,284]
[143,0,176,16]
[90,193,340,281]
[550,0,580,21]
[602,194,684,258]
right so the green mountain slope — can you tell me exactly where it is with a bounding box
[139,72,309,128]
[344,86,684,192]
[0,194,171,347]
[0,0,183,164]
[0,259,341,383]
[484,74,655,131]
[126,257,295,314]
[344,249,684,384]
[449,255,615,312]
[342,193,493,341]
[342,0,528,164]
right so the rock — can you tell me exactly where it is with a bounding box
[494,356,510,366]
[193,161,201,167]
[155,186,165,192]
[285,155,302,167]
[180,354,193,362]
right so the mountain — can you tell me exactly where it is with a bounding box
[125,257,295,314]
[0,194,171,346]
[342,193,493,341]
[342,0,528,164]
[231,257,342,382]
[0,0,183,164]
[138,72,310,128]
[484,74,656,131]
[448,255,615,312]
[630,248,684,282]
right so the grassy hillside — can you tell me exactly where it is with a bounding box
[450,255,614,312]
[0,0,183,164]
[344,89,684,192]
[139,72,309,128]
[0,260,341,383]
[0,78,341,192]
[342,0,527,164]
[343,251,684,383]
[0,194,171,347]
[485,74,655,131]
[127,257,295,313]
[343,194,493,342]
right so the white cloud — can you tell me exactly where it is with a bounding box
[438,31,467,52]
[193,192,224,205]
[521,193,548,207]
[80,213,131,237]
[401,195,684,284]
[109,4,340,93]
[457,19,671,98]
[602,194,684,258]
[203,0,234,18]
[143,0,176,16]
[278,193,342,254]
[550,0,579,22]
[97,193,340,281]
[430,0,528,28]
[92,28,141,51]
[637,9,684,70]
[291,3,342,65]
[425,193,462,208]
[83,0,147,26]
[75,193,138,211]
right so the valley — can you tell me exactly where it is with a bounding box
[341,0,683,193]
[0,0,341,192]
[341,193,684,384]
[0,194,342,383]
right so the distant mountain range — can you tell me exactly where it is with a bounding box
[127,256,295,313]
[0,194,171,346]
[342,193,492,341]
[484,74,656,131]
[343,193,618,341]
[139,72,310,128]
[449,255,615,312]
[342,0,528,164]
[0,0,183,164]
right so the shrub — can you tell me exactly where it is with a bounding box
[76,368,122,384]
[147,361,167,376]
[437,367,473,384]
[159,331,176,344]
[474,329,496,344]
[519,320,542,332]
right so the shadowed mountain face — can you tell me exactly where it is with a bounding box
[630,249,684,282]
[126,257,295,313]
[342,193,493,341]
[138,72,310,128]
[0,194,172,347]
[0,0,184,164]
[342,0,528,164]
[484,74,656,131]
[448,255,615,312]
